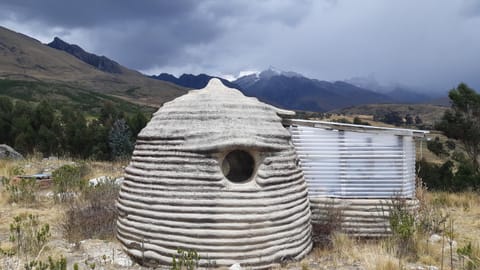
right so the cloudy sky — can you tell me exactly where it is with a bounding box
[1,0,480,93]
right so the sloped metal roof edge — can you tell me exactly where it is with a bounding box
[283,119,429,138]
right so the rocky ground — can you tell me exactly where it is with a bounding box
[1,159,479,270]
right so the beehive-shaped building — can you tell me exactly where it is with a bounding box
[116,79,312,269]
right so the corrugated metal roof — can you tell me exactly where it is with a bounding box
[287,120,426,199]
[284,119,429,138]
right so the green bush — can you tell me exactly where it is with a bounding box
[452,163,480,191]
[9,213,50,256]
[1,176,37,205]
[427,137,448,157]
[172,248,200,270]
[388,197,417,258]
[24,256,67,270]
[457,242,480,270]
[417,159,454,191]
[52,164,88,203]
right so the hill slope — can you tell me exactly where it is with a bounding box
[0,79,155,116]
[0,26,186,107]
[334,103,449,126]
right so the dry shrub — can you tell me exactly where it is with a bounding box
[311,201,344,247]
[325,232,403,269]
[330,232,356,257]
[62,178,119,243]
[430,191,478,210]
[374,256,400,270]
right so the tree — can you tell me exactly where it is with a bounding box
[415,115,423,125]
[128,111,148,139]
[37,125,58,156]
[108,119,133,160]
[427,136,447,157]
[86,119,109,160]
[405,114,414,126]
[383,111,403,126]
[33,101,55,130]
[436,83,480,172]
[0,96,13,144]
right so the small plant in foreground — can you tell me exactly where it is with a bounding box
[1,176,37,205]
[388,196,416,259]
[457,242,480,270]
[24,256,67,270]
[9,213,50,256]
[1,166,37,205]
[171,248,200,270]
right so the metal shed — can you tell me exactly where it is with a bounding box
[285,119,428,236]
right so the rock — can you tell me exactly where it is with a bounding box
[229,263,242,270]
[429,234,442,243]
[79,239,134,267]
[0,144,23,160]
[88,176,123,186]
[427,266,438,270]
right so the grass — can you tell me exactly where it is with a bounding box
[1,157,480,269]
[288,187,480,270]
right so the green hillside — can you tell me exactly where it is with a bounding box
[0,79,156,117]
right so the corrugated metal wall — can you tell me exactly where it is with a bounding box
[289,125,416,199]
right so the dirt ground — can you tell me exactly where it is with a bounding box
[1,159,479,270]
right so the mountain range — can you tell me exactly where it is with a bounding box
[0,25,446,113]
[152,68,436,112]
[48,37,123,74]
[232,69,393,112]
[0,26,186,107]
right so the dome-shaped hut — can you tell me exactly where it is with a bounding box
[116,79,312,269]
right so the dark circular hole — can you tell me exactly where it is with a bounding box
[222,150,255,183]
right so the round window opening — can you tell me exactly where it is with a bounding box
[222,150,255,183]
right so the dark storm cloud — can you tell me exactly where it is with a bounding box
[0,0,312,71]
[1,0,479,92]
[0,1,198,27]
[0,0,224,68]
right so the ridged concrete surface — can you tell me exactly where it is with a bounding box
[310,197,418,237]
[116,79,312,269]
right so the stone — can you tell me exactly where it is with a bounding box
[0,144,23,160]
[117,79,312,269]
[429,234,442,243]
[88,176,124,186]
[229,263,243,270]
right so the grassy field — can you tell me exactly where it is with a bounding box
[1,158,478,270]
